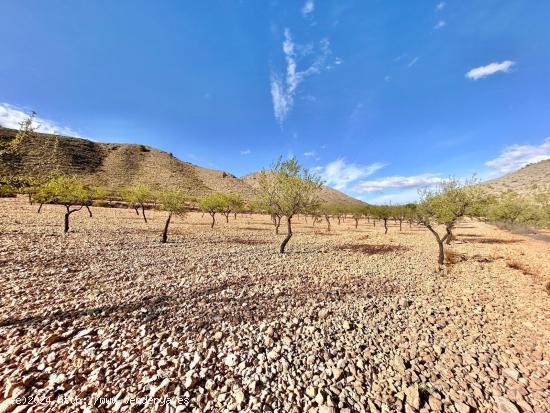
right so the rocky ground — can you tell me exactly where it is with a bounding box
[0,196,548,413]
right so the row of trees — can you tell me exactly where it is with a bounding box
[2,160,548,266]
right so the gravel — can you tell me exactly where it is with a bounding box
[0,197,549,412]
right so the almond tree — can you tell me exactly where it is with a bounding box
[124,184,151,222]
[220,193,244,223]
[157,190,187,243]
[416,178,483,267]
[38,176,89,233]
[257,157,321,253]
[198,193,226,228]
[373,205,392,234]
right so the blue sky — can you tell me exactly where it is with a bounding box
[1,0,550,203]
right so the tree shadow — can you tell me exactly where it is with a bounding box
[462,237,522,244]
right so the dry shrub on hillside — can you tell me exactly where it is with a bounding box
[336,244,408,254]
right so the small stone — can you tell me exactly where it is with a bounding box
[318,309,330,320]
[267,349,279,361]
[43,334,60,347]
[405,383,420,410]
[503,368,519,381]
[305,386,316,398]
[454,401,471,413]
[495,397,520,413]
[224,354,238,367]
[342,320,351,330]
[331,367,343,380]
[319,406,336,413]
[233,388,245,404]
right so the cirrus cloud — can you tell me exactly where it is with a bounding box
[270,29,331,125]
[466,60,515,80]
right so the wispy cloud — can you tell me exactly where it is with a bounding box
[270,28,331,125]
[434,20,446,30]
[485,138,550,175]
[240,149,251,155]
[435,2,446,11]
[354,173,445,193]
[313,159,385,190]
[0,102,80,137]
[465,60,516,80]
[302,0,314,16]
[407,57,419,68]
[304,150,317,157]
[366,189,422,205]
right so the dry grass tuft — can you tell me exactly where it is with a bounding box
[336,244,408,255]
[444,250,467,266]
[463,237,522,244]
[506,258,539,277]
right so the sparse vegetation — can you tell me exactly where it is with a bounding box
[198,192,227,228]
[157,190,187,243]
[35,175,89,233]
[123,185,152,223]
[256,157,321,253]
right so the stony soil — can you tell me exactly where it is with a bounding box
[0,196,548,413]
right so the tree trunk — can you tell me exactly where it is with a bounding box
[37,203,43,213]
[446,227,453,245]
[426,224,450,267]
[134,207,139,216]
[141,206,147,223]
[280,216,293,253]
[399,220,402,231]
[86,205,92,218]
[210,212,216,228]
[325,215,331,232]
[224,212,229,223]
[354,218,358,229]
[162,213,172,243]
[409,220,412,228]
[234,212,237,220]
[384,218,388,234]
[373,219,376,228]
[275,215,281,235]
[64,211,70,233]
[28,193,32,204]
[337,216,341,225]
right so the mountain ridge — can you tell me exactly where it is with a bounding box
[0,126,363,204]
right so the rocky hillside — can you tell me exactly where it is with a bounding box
[0,127,363,204]
[482,159,550,195]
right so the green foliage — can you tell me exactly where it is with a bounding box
[256,157,322,219]
[158,190,187,216]
[198,192,228,213]
[485,190,550,228]
[36,176,89,206]
[123,184,152,206]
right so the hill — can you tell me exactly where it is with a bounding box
[0,126,363,205]
[242,171,365,206]
[482,159,550,195]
